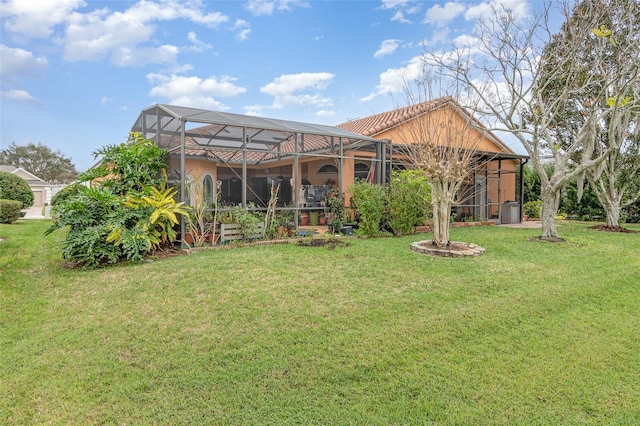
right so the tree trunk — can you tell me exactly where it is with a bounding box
[540,188,560,239]
[603,199,622,228]
[431,182,453,247]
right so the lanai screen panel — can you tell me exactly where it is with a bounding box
[131,104,382,165]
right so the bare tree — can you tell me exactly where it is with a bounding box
[395,94,486,248]
[421,0,639,239]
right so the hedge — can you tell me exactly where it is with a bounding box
[0,199,23,224]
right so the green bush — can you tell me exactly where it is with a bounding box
[46,133,185,268]
[523,199,543,218]
[385,170,432,235]
[349,180,386,237]
[0,199,23,223]
[0,171,33,208]
[230,203,264,240]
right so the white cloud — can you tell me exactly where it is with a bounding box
[1,89,39,104]
[0,45,48,105]
[361,55,423,101]
[424,2,465,27]
[186,31,213,53]
[261,72,334,96]
[60,0,228,66]
[381,0,420,24]
[244,105,265,116]
[0,45,48,82]
[374,39,401,59]
[380,0,410,10]
[147,73,247,109]
[245,0,309,16]
[316,109,335,117]
[1,0,85,39]
[232,19,251,41]
[261,72,335,110]
[271,93,333,109]
[391,11,411,24]
[465,0,530,21]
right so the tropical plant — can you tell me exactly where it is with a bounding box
[51,182,84,207]
[79,132,166,196]
[46,134,182,267]
[107,186,190,259]
[183,175,218,247]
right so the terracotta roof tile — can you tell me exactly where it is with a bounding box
[337,96,452,136]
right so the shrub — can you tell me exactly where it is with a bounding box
[523,199,543,218]
[230,203,264,240]
[385,170,432,235]
[325,189,345,234]
[349,180,386,237]
[0,199,23,223]
[0,171,33,208]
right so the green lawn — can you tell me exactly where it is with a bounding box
[2,220,640,425]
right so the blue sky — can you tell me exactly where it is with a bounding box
[1,0,537,171]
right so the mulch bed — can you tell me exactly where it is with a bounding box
[297,237,351,250]
[588,224,639,233]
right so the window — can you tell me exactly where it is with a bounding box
[203,175,214,206]
[318,164,338,173]
[354,162,370,181]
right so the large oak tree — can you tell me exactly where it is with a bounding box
[0,142,78,184]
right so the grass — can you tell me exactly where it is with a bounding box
[1,219,640,425]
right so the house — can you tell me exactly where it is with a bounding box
[0,165,64,208]
[129,99,527,232]
[337,97,529,223]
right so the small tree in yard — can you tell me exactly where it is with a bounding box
[395,96,485,248]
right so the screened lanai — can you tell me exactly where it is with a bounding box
[130,104,388,234]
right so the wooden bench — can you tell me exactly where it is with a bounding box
[220,223,264,243]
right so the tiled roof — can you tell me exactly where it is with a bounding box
[337,97,453,137]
